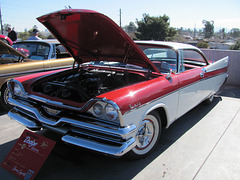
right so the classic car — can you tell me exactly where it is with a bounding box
[7,9,228,159]
[0,39,74,110]
[0,35,13,46]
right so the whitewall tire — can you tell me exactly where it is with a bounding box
[127,111,161,159]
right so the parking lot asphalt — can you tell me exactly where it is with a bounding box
[0,85,239,180]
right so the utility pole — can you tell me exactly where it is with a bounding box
[0,2,3,34]
[193,23,196,39]
[119,9,122,28]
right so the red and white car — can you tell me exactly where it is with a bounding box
[7,9,228,159]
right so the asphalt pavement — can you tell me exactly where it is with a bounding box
[0,85,239,180]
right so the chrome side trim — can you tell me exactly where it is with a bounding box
[43,65,73,71]
[62,135,136,156]
[1,65,72,78]
[0,68,45,78]
[124,71,228,115]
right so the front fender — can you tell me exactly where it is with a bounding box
[141,103,170,128]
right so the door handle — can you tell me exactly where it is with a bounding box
[200,68,206,78]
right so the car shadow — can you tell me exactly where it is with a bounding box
[0,97,221,180]
[217,85,240,99]
[36,97,221,179]
[0,109,8,116]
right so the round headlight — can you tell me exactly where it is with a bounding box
[14,83,22,96]
[105,104,118,121]
[93,103,103,115]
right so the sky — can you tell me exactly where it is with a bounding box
[1,0,240,33]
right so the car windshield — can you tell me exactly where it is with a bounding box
[11,42,51,60]
[139,46,177,73]
[82,61,146,70]
[82,47,178,73]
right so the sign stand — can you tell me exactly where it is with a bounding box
[1,129,56,180]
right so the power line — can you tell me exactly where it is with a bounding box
[119,9,122,28]
[0,3,3,34]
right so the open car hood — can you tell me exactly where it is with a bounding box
[0,40,28,59]
[37,9,158,72]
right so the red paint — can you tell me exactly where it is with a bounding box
[0,35,13,46]
[15,68,66,83]
[98,74,179,114]
[37,9,159,73]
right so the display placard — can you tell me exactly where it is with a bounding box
[1,129,56,179]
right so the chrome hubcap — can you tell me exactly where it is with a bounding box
[136,120,154,149]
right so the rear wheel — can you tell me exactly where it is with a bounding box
[204,94,214,105]
[127,111,161,159]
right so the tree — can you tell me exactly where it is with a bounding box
[47,34,55,39]
[202,20,214,38]
[18,31,29,40]
[135,13,176,41]
[230,40,240,50]
[124,22,136,33]
[166,27,177,41]
[3,23,11,31]
[221,28,226,39]
[229,28,240,38]
[196,41,209,48]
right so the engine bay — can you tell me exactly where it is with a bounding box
[32,67,148,103]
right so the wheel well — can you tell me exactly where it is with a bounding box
[154,107,167,128]
[1,82,7,93]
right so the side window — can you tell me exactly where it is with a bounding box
[182,50,207,70]
[56,44,71,58]
[37,45,50,58]
[51,44,56,59]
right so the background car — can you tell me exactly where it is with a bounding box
[0,35,13,46]
[0,39,74,110]
[7,9,228,159]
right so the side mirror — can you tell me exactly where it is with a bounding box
[166,69,172,80]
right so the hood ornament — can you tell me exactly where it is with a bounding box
[43,106,61,116]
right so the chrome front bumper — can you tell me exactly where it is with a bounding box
[8,97,137,157]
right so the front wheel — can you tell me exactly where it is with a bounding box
[0,84,13,111]
[126,111,161,159]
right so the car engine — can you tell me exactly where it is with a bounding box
[32,68,147,103]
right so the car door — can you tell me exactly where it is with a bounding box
[142,46,180,125]
[176,49,210,119]
[43,44,74,71]
[43,58,74,71]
